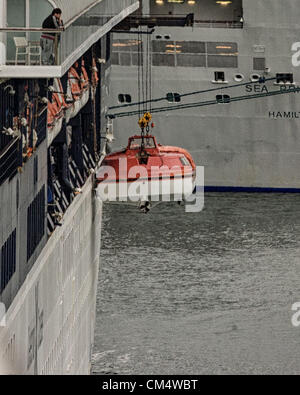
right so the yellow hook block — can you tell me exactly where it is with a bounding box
[138,116,147,129]
[144,112,152,123]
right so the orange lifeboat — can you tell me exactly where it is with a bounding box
[96,134,196,205]
[47,78,66,145]
[65,60,90,121]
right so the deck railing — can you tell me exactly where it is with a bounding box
[115,14,243,29]
[0,0,138,67]
[194,20,243,29]
[0,137,21,186]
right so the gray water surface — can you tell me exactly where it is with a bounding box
[92,193,300,375]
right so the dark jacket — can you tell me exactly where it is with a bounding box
[41,15,63,40]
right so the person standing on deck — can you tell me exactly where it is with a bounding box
[41,8,64,65]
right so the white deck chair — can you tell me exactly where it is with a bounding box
[14,36,41,65]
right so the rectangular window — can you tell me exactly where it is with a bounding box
[0,229,16,293]
[276,73,294,84]
[152,53,175,67]
[214,71,225,82]
[27,185,45,261]
[176,54,206,68]
[119,52,131,66]
[253,57,266,71]
[207,42,238,55]
[111,52,119,65]
[151,40,238,69]
[112,39,142,53]
[208,55,238,68]
[176,41,206,54]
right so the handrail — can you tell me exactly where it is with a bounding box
[0,28,63,32]
[0,136,19,159]
[0,136,20,186]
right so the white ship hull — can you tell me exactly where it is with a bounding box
[0,176,102,375]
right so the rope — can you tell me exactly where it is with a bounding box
[108,77,277,111]
[107,86,300,119]
[145,28,149,114]
[137,29,141,119]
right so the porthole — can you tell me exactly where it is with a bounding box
[250,73,260,82]
[234,74,244,82]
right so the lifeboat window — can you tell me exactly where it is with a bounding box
[144,138,156,148]
[129,137,156,149]
[180,156,190,166]
[166,92,181,103]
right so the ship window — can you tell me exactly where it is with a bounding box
[180,156,190,166]
[234,74,244,82]
[177,41,206,54]
[208,55,238,68]
[177,54,206,67]
[119,53,131,66]
[118,94,132,103]
[111,52,119,65]
[27,185,45,262]
[166,93,181,103]
[207,42,238,55]
[112,39,142,52]
[214,71,225,82]
[251,73,261,82]
[152,40,238,68]
[152,40,175,53]
[253,57,266,71]
[216,95,231,103]
[152,53,175,67]
[0,229,16,293]
[276,73,294,84]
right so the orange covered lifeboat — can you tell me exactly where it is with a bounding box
[65,60,90,121]
[96,133,196,206]
[47,78,66,146]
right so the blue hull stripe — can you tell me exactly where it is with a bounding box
[198,186,300,193]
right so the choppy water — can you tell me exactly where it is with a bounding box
[92,193,300,375]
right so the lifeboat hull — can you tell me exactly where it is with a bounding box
[47,116,63,146]
[96,174,195,203]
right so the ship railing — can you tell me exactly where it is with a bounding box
[194,20,243,29]
[116,14,194,28]
[0,136,21,186]
[0,27,63,66]
[0,0,139,68]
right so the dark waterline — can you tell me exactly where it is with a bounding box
[92,193,300,375]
